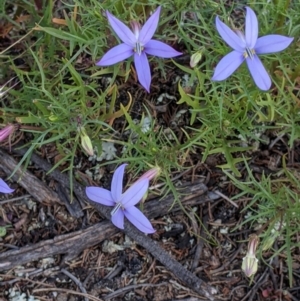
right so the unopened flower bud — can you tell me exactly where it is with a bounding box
[79,127,94,156]
[0,124,16,142]
[242,254,258,277]
[137,166,160,203]
[242,234,259,277]
[190,50,203,68]
[262,231,278,251]
[139,166,161,182]
[49,114,59,121]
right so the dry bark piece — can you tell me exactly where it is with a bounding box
[0,220,117,271]
[0,149,83,218]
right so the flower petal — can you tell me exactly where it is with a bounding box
[111,208,125,229]
[139,6,161,45]
[0,124,15,142]
[245,7,258,49]
[0,178,14,194]
[96,44,133,66]
[106,11,136,46]
[124,206,155,233]
[85,187,115,206]
[144,40,182,58]
[246,55,271,91]
[111,164,127,202]
[121,178,149,207]
[216,16,245,52]
[255,35,294,54]
[212,51,244,81]
[134,52,151,92]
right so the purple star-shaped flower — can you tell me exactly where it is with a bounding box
[212,6,294,90]
[86,164,155,233]
[0,179,14,194]
[96,6,182,92]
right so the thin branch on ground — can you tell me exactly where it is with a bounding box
[214,190,239,208]
[61,268,89,301]
[33,287,103,301]
[104,282,168,300]
[0,194,31,204]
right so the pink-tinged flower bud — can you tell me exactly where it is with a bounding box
[130,20,141,39]
[135,166,160,204]
[79,127,94,156]
[242,234,259,277]
[0,124,15,142]
[139,166,161,182]
[242,254,258,277]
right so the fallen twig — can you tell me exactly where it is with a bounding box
[0,148,83,218]
[0,220,117,271]
[104,282,168,300]
[61,268,89,301]
[0,194,31,204]
[33,287,103,301]
[214,190,239,208]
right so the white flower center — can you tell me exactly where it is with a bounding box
[244,47,255,59]
[111,202,123,216]
[134,42,144,55]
